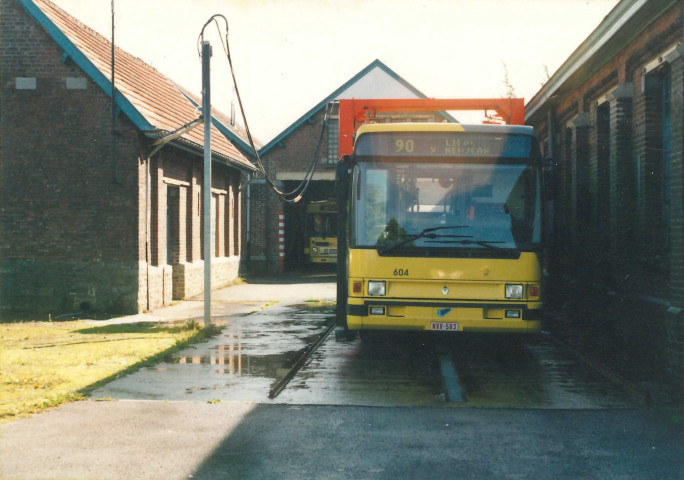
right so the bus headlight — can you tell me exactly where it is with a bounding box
[312,247,318,254]
[368,281,386,296]
[505,284,524,299]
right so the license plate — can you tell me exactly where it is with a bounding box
[430,322,459,332]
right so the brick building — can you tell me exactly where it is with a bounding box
[526,0,683,382]
[0,0,256,316]
[247,60,449,272]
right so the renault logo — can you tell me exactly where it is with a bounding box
[442,286,449,296]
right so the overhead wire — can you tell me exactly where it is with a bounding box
[110,0,119,184]
[198,15,331,204]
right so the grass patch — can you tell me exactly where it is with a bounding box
[303,299,336,308]
[244,300,279,316]
[0,320,220,423]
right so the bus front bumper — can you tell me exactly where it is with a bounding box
[346,299,542,333]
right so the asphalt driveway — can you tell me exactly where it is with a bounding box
[2,400,682,480]
[1,271,682,479]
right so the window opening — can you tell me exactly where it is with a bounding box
[661,71,671,252]
[596,103,611,245]
[167,186,180,265]
[233,184,240,256]
[212,193,219,257]
[564,127,574,229]
[326,119,339,165]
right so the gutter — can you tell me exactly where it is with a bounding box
[143,131,256,173]
[176,88,256,155]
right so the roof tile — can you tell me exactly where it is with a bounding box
[31,0,255,170]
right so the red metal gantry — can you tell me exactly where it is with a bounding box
[337,97,525,158]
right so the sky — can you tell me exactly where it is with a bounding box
[50,0,618,142]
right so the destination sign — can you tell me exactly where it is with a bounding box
[354,132,532,158]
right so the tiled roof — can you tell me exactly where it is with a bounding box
[22,0,255,171]
[177,86,263,154]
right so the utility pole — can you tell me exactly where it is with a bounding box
[202,40,212,328]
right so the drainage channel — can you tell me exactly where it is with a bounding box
[268,319,338,399]
[438,354,467,402]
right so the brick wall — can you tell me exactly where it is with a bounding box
[1,0,246,315]
[1,0,141,314]
[528,3,683,384]
[147,147,244,304]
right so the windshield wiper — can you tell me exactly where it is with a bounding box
[424,239,507,250]
[378,225,468,254]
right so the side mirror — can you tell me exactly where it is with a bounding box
[335,158,351,198]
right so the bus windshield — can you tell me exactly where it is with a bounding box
[306,212,337,238]
[351,159,541,255]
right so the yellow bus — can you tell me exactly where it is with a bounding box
[336,122,545,334]
[304,199,338,264]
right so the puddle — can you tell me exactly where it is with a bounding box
[169,311,334,388]
[175,348,308,379]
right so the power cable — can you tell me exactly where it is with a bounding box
[110,0,118,184]
[198,16,331,203]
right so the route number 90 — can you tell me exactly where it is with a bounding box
[394,139,414,153]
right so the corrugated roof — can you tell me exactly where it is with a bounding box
[21,0,255,171]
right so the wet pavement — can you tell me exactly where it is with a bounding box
[92,302,337,402]
[92,271,641,409]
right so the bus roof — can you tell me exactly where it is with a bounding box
[355,123,536,138]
